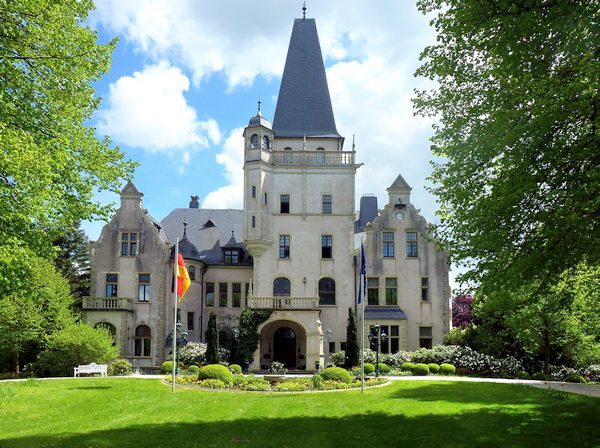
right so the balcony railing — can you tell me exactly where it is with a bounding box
[272,150,354,166]
[82,297,132,311]
[247,296,320,310]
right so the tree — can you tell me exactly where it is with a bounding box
[0,241,75,374]
[35,322,118,377]
[205,312,219,364]
[414,1,600,291]
[53,223,91,303]
[452,294,474,328]
[344,308,359,368]
[0,0,136,258]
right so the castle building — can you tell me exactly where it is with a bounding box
[84,15,450,371]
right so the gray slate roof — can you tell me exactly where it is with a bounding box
[272,18,341,138]
[354,194,379,233]
[388,174,412,191]
[161,208,251,266]
[364,306,407,320]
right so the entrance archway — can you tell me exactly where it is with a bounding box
[273,327,297,368]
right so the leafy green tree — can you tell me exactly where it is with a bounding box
[205,312,219,364]
[0,241,75,374]
[344,308,359,368]
[35,322,118,377]
[0,0,135,257]
[235,309,272,368]
[414,0,600,290]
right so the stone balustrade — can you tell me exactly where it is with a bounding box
[247,296,320,310]
[272,150,354,166]
[82,297,132,311]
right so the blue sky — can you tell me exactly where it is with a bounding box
[84,1,439,243]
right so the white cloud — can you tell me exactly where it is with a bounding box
[96,61,221,152]
[201,128,245,209]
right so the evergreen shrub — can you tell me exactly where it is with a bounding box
[329,351,346,367]
[108,359,133,376]
[160,361,174,374]
[377,363,391,374]
[565,374,587,383]
[532,372,548,381]
[516,371,531,380]
[400,362,415,372]
[198,364,233,384]
[320,366,352,383]
[229,364,242,375]
[428,363,440,374]
[439,363,456,375]
[186,365,200,374]
[363,363,375,375]
[411,363,430,376]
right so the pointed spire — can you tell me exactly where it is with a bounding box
[352,134,355,151]
[273,18,341,139]
[182,219,188,239]
[302,1,307,19]
[257,98,262,116]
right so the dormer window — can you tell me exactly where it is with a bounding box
[262,135,270,149]
[224,249,240,264]
[250,134,259,148]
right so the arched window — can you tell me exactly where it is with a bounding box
[319,278,336,305]
[283,147,292,164]
[273,277,290,297]
[262,135,270,149]
[316,147,325,164]
[134,325,151,357]
[250,134,259,148]
[188,265,196,281]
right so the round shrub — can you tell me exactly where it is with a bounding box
[439,363,456,375]
[428,363,440,374]
[108,359,134,376]
[363,363,375,375]
[160,361,174,374]
[400,362,415,372]
[377,363,391,374]
[532,372,548,381]
[198,364,233,384]
[229,364,242,375]
[320,366,352,383]
[186,365,200,374]
[411,363,430,376]
[516,371,531,380]
[565,374,587,384]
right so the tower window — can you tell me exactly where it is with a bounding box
[262,135,270,149]
[319,278,336,305]
[316,147,325,164]
[280,194,290,214]
[264,192,268,205]
[322,194,332,214]
[120,232,138,256]
[419,326,433,349]
[250,134,259,148]
[421,277,429,301]
[382,231,395,257]
[252,185,256,198]
[283,147,292,164]
[321,235,332,258]
[251,215,256,228]
[137,274,151,302]
[279,235,290,258]
[406,231,418,257]
[188,265,195,281]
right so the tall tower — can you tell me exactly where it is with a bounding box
[243,16,359,371]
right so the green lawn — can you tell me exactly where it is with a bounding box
[0,378,598,447]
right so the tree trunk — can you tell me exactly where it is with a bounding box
[12,351,20,376]
[543,321,550,375]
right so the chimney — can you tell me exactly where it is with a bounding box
[189,195,199,209]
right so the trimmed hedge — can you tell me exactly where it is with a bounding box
[565,374,587,383]
[439,363,456,375]
[186,365,200,374]
[411,363,430,376]
[320,367,352,383]
[400,362,415,372]
[516,371,531,380]
[160,361,174,374]
[378,363,392,374]
[427,363,440,374]
[229,364,242,375]
[198,364,233,384]
[532,372,548,381]
[363,363,375,375]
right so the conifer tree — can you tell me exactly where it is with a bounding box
[205,313,219,364]
[344,308,359,368]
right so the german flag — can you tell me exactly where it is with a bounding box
[176,253,191,301]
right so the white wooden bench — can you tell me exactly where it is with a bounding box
[74,363,108,377]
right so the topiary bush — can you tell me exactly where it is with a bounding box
[428,363,440,374]
[198,364,233,384]
[411,363,430,376]
[319,366,352,383]
[516,371,531,380]
[161,361,174,374]
[565,374,587,383]
[229,364,242,375]
[108,359,133,376]
[186,365,200,374]
[363,363,375,375]
[439,363,456,375]
[400,362,415,372]
[377,363,391,374]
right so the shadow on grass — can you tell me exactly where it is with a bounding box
[71,386,113,390]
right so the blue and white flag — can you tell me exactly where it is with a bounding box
[358,242,366,304]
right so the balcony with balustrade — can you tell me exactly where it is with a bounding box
[82,297,133,311]
[246,295,320,310]
[272,150,354,166]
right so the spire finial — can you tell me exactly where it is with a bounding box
[183,219,188,239]
[257,97,262,116]
[302,1,306,19]
[352,134,355,151]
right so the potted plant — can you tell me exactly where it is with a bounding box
[263,361,287,384]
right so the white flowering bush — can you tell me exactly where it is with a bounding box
[549,365,579,381]
[178,342,207,366]
[581,364,600,382]
[381,351,411,367]
[330,350,345,367]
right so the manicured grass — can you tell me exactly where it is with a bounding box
[0,378,598,447]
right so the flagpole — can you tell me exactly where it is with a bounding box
[360,238,365,394]
[171,237,179,392]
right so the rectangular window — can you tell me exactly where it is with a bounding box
[280,194,290,213]
[137,273,151,302]
[105,273,118,297]
[321,235,332,258]
[419,326,433,349]
[380,325,390,354]
[367,277,379,305]
[328,341,335,353]
[134,338,151,357]
[219,283,228,307]
[322,194,332,214]
[390,326,400,353]
[187,312,195,331]
[382,231,395,257]
[279,235,290,258]
[224,250,239,264]
[206,283,214,307]
[264,192,268,205]
[120,232,138,256]
[252,185,256,198]
[251,215,256,228]
[245,282,250,305]
[421,277,429,301]
[406,231,418,257]
[340,342,347,352]
[232,283,241,307]
[385,277,397,305]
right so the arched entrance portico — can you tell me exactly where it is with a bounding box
[273,327,296,368]
[259,320,307,370]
